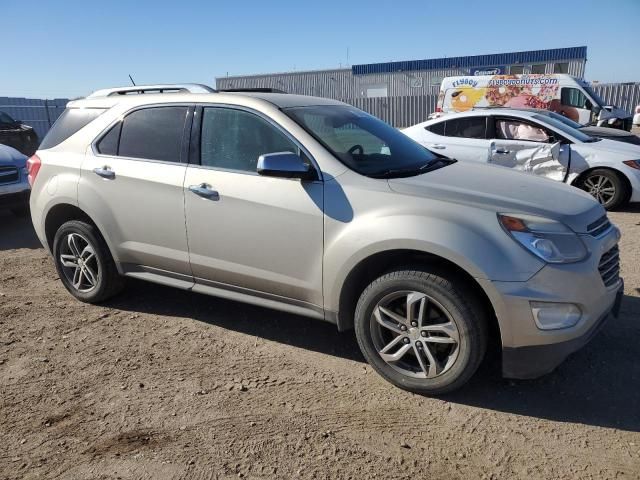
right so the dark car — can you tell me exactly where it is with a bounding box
[538,110,640,145]
[0,144,30,216]
[0,111,39,156]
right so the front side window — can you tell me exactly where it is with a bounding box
[561,88,588,109]
[495,119,550,142]
[444,117,486,139]
[200,107,298,172]
[118,106,188,162]
[284,105,439,177]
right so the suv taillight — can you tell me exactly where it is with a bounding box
[27,154,41,186]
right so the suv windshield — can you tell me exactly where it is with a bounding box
[284,105,440,178]
[532,114,597,143]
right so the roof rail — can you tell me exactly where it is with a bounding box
[218,88,287,94]
[86,84,216,98]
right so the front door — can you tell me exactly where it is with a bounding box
[183,106,324,307]
[489,117,569,182]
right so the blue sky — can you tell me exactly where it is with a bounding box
[3,0,639,99]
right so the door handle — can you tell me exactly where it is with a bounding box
[189,183,219,200]
[429,144,446,150]
[494,148,511,154]
[93,166,115,179]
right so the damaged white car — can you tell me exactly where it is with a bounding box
[403,109,640,210]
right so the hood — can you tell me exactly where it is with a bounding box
[577,137,640,157]
[0,144,28,168]
[580,126,634,139]
[600,106,632,120]
[388,161,603,233]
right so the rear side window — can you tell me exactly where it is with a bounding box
[40,108,105,149]
[444,117,486,139]
[426,121,445,136]
[561,88,588,109]
[117,106,188,162]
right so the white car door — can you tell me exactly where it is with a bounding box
[433,116,491,162]
[489,117,569,182]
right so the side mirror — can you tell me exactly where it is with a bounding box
[257,152,316,180]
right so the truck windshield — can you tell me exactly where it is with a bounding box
[284,105,441,178]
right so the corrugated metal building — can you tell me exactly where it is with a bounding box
[0,97,68,139]
[216,46,587,100]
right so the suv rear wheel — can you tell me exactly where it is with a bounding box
[354,269,487,395]
[53,220,123,303]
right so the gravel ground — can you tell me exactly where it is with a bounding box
[1,206,639,480]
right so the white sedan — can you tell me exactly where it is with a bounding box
[403,109,640,210]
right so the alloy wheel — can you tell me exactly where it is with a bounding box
[370,291,460,379]
[59,233,100,293]
[583,175,616,206]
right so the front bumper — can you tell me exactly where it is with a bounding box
[502,282,622,378]
[477,225,622,379]
[0,185,30,209]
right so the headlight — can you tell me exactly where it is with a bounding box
[498,213,588,264]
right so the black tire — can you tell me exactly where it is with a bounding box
[354,269,487,395]
[578,169,630,211]
[52,220,123,303]
[11,205,29,218]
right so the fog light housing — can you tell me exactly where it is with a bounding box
[531,302,581,330]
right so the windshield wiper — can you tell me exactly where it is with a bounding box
[369,158,456,179]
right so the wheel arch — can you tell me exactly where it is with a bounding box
[334,249,502,354]
[44,203,122,272]
[571,166,632,202]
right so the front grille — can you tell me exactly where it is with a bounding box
[0,167,19,185]
[587,215,611,237]
[599,245,620,288]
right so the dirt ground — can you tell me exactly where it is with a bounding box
[1,205,639,480]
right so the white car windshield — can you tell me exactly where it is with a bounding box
[532,114,596,143]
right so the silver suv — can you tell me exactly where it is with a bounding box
[29,84,623,394]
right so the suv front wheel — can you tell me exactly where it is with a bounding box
[53,220,123,303]
[354,269,487,395]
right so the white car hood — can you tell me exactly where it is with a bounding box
[576,138,640,158]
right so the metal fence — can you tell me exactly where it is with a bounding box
[0,97,69,139]
[0,82,638,138]
[592,83,640,115]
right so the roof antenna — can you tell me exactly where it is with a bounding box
[128,74,136,86]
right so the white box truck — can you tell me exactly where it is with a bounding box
[436,74,632,131]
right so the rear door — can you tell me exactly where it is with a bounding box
[437,116,491,162]
[183,105,324,307]
[79,105,193,277]
[489,116,569,181]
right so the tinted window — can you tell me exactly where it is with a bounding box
[96,122,121,155]
[284,105,439,177]
[200,107,297,172]
[510,65,524,74]
[426,121,445,136]
[531,64,546,74]
[0,112,14,124]
[118,107,187,162]
[40,108,105,149]
[444,117,486,139]
[561,88,588,108]
[554,62,569,74]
